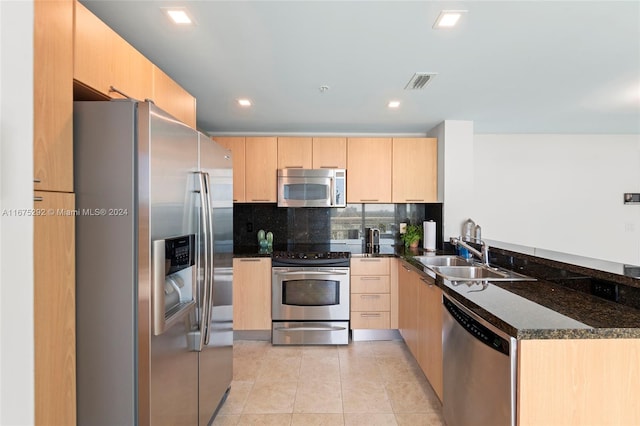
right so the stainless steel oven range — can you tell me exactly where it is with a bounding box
[271,251,350,345]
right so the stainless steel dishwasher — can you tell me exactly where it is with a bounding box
[442,295,517,426]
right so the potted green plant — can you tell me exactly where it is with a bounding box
[401,224,423,248]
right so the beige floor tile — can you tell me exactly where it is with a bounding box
[237,413,293,425]
[257,356,302,382]
[341,379,393,413]
[338,341,376,359]
[243,381,298,414]
[300,356,340,381]
[291,413,345,425]
[266,345,303,358]
[228,340,444,424]
[385,381,439,414]
[343,413,398,425]
[302,345,340,359]
[212,414,241,426]
[219,381,254,415]
[294,380,343,414]
[234,341,271,358]
[376,357,415,382]
[394,412,445,426]
[339,357,383,382]
[234,356,264,381]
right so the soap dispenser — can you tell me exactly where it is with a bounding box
[462,218,475,241]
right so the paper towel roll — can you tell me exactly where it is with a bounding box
[423,220,436,251]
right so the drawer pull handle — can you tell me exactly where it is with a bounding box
[360,259,381,262]
[360,199,379,202]
[34,178,41,183]
[360,276,381,281]
[360,294,381,299]
[34,196,44,202]
[320,166,338,169]
[360,313,381,318]
[239,259,261,262]
[250,199,270,202]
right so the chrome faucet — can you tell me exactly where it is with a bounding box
[450,236,490,266]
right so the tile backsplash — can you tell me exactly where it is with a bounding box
[233,203,443,250]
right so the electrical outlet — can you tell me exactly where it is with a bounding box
[399,223,407,234]
[590,280,619,302]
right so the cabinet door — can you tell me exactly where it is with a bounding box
[112,36,153,103]
[397,262,418,355]
[152,65,197,128]
[233,258,272,330]
[277,137,312,169]
[312,137,347,169]
[34,0,73,192]
[392,137,438,203]
[74,1,112,96]
[245,137,278,202]
[214,137,246,202]
[417,275,443,401]
[34,191,76,426]
[347,138,392,203]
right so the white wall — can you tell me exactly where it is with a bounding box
[0,1,35,424]
[429,120,475,240]
[473,134,640,265]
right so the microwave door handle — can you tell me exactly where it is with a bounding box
[329,177,334,206]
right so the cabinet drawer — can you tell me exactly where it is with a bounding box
[350,257,390,275]
[351,293,390,311]
[351,275,390,293]
[351,311,390,329]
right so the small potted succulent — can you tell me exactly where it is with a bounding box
[401,224,423,248]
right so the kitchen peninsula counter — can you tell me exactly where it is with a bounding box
[400,245,640,340]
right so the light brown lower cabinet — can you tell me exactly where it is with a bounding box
[398,261,442,400]
[350,257,391,330]
[232,258,271,330]
[34,191,76,426]
[397,262,419,355]
[416,274,443,401]
[518,338,640,425]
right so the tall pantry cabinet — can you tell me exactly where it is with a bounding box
[33,0,76,425]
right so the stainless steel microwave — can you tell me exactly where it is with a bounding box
[277,169,346,208]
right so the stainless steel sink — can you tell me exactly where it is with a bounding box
[416,256,474,267]
[430,266,508,280]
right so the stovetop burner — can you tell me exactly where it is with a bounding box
[272,250,351,267]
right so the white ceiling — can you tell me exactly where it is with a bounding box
[80,1,640,136]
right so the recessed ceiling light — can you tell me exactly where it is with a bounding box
[164,8,193,25]
[433,10,467,29]
[237,99,252,107]
[388,101,401,108]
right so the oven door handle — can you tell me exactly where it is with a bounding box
[273,325,348,332]
[274,270,348,278]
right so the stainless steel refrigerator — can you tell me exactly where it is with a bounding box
[74,100,233,426]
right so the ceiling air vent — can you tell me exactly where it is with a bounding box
[404,72,437,90]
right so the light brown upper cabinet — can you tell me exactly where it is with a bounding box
[74,2,153,103]
[214,137,246,202]
[347,138,392,203]
[312,137,347,169]
[74,2,195,127]
[392,137,438,203]
[277,137,312,169]
[34,0,74,192]
[245,137,278,202]
[151,65,196,129]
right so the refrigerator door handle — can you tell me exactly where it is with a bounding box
[195,171,210,352]
[203,171,215,346]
